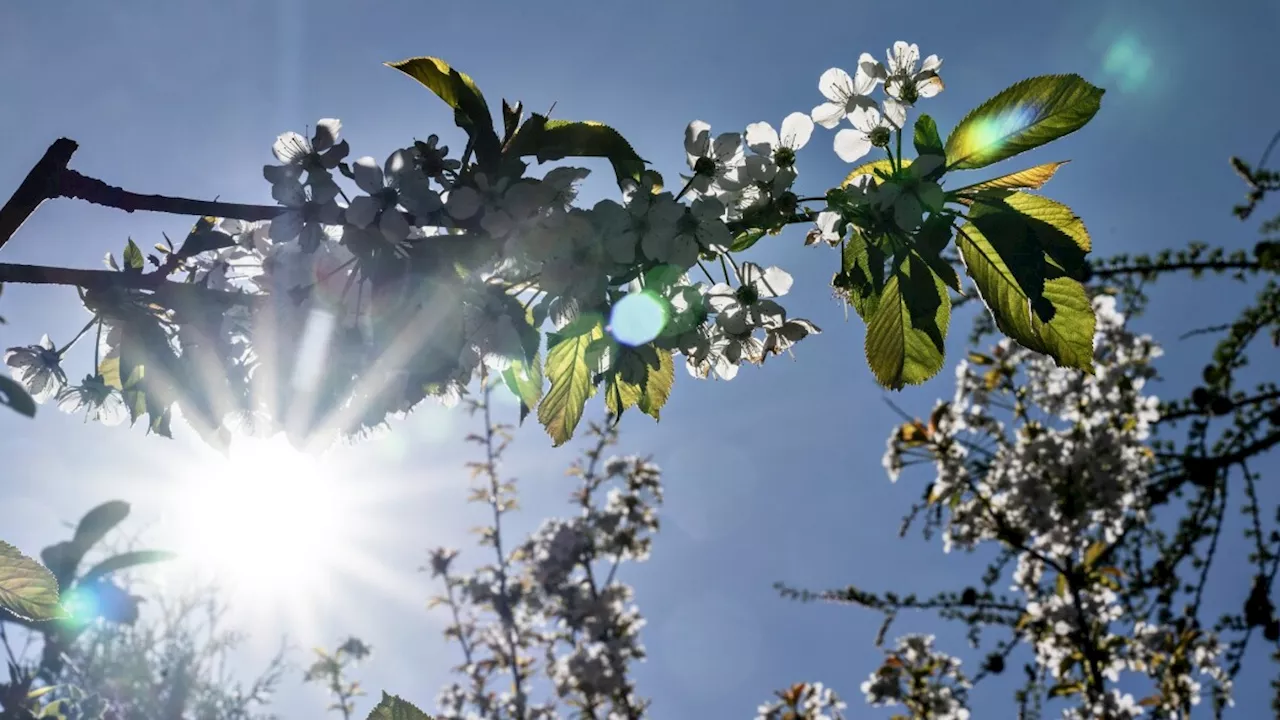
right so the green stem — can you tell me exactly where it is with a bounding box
[895,128,903,174]
[56,317,99,357]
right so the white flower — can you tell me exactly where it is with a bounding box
[811,66,878,129]
[863,42,944,126]
[683,121,746,196]
[269,177,341,251]
[264,119,349,184]
[591,199,641,266]
[463,286,527,371]
[5,335,67,403]
[707,262,792,333]
[834,105,895,163]
[763,318,821,357]
[538,211,607,308]
[679,324,737,381]
[806,211,843,247]
[744,113,814,182]
[347,151,443,244]
[56,374,126,425]
[638,195,715,270]
[674,197,732,257]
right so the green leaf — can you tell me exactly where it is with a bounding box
[842,158,899,188]
[637,349,674,420]
[501,99,523,144]
[864,253,951,389]
[603,344,673,421]
[77,550,177,588]
[969,191,1090,278]
[945,75,1104,170]
[538,316,604,446]
[839,232,888,321]
[0,540,63,622]
[122,238,144,271]
[76,502,130,548]
[953,161,1069,195]
[914,214,962,293]
[0,376,36,418]
[731,228,766,252]
[386,57,499,166]
[506,115,647,187]
[957,221,1096,372]
[366,692,435,720]
[501,353,543,425]
[913,115,945,164]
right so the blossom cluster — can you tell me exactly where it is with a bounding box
[425,402,660,719]
[870,294,1235,716]
[5,40,951,449]
[860,634,970,720]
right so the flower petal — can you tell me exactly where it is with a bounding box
[272,132,310,164]
[446,187,482,220]
[312,118,341,152]
[352,156,385,194]
[269,210,304,244]
[833,129,872,163]
[380,208,412,243]
[745,122,779,156]
[744,155,777,183]
[271,180,307,207]
[345,196,379,229]
[711,132,744,164]
[811,102,848,130]
[889,41,920,75]
[920,54,942,73]
[684,121,712,157]
[818,67,855,103]
[755,266,794,298]
[882,98,908,129]
[859,52,887,83]
[779,112,814,151]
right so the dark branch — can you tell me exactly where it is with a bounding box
[0,138,79,251]
[57,169,286,223]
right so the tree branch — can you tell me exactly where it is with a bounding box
[0,261,264,307]
[0,138,79,251]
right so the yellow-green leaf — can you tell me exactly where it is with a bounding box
[386,56,498,164]
[0,540,63,622]
[946,75,1104,170]
[842,158,901,188]
[501,354,543,424]
[638,349,674,420]
[366,692,435,720]
[505,115,647,186]
[865,253,950,389]
[957,222,1096,372]
[538,317,604,446]
[953,161,1070,195]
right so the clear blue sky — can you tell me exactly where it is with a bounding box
[2,1,1279,717]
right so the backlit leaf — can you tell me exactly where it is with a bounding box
[386,56,499,166]
[0,541,63,622]
[538,315,604,446]
[946,75,1104,170]
[366,692,435,720]
[957,221,1095,372]
[506,115,647,187]
[865,253,951,389]
[953,161,1069,195]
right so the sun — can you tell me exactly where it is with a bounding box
[170,436,349,603]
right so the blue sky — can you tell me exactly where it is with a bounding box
[2,1,1279,717]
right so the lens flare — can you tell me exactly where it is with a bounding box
[1101,33,1152,94]
[610,291,668,346]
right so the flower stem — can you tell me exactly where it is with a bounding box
[56,317,99,357]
